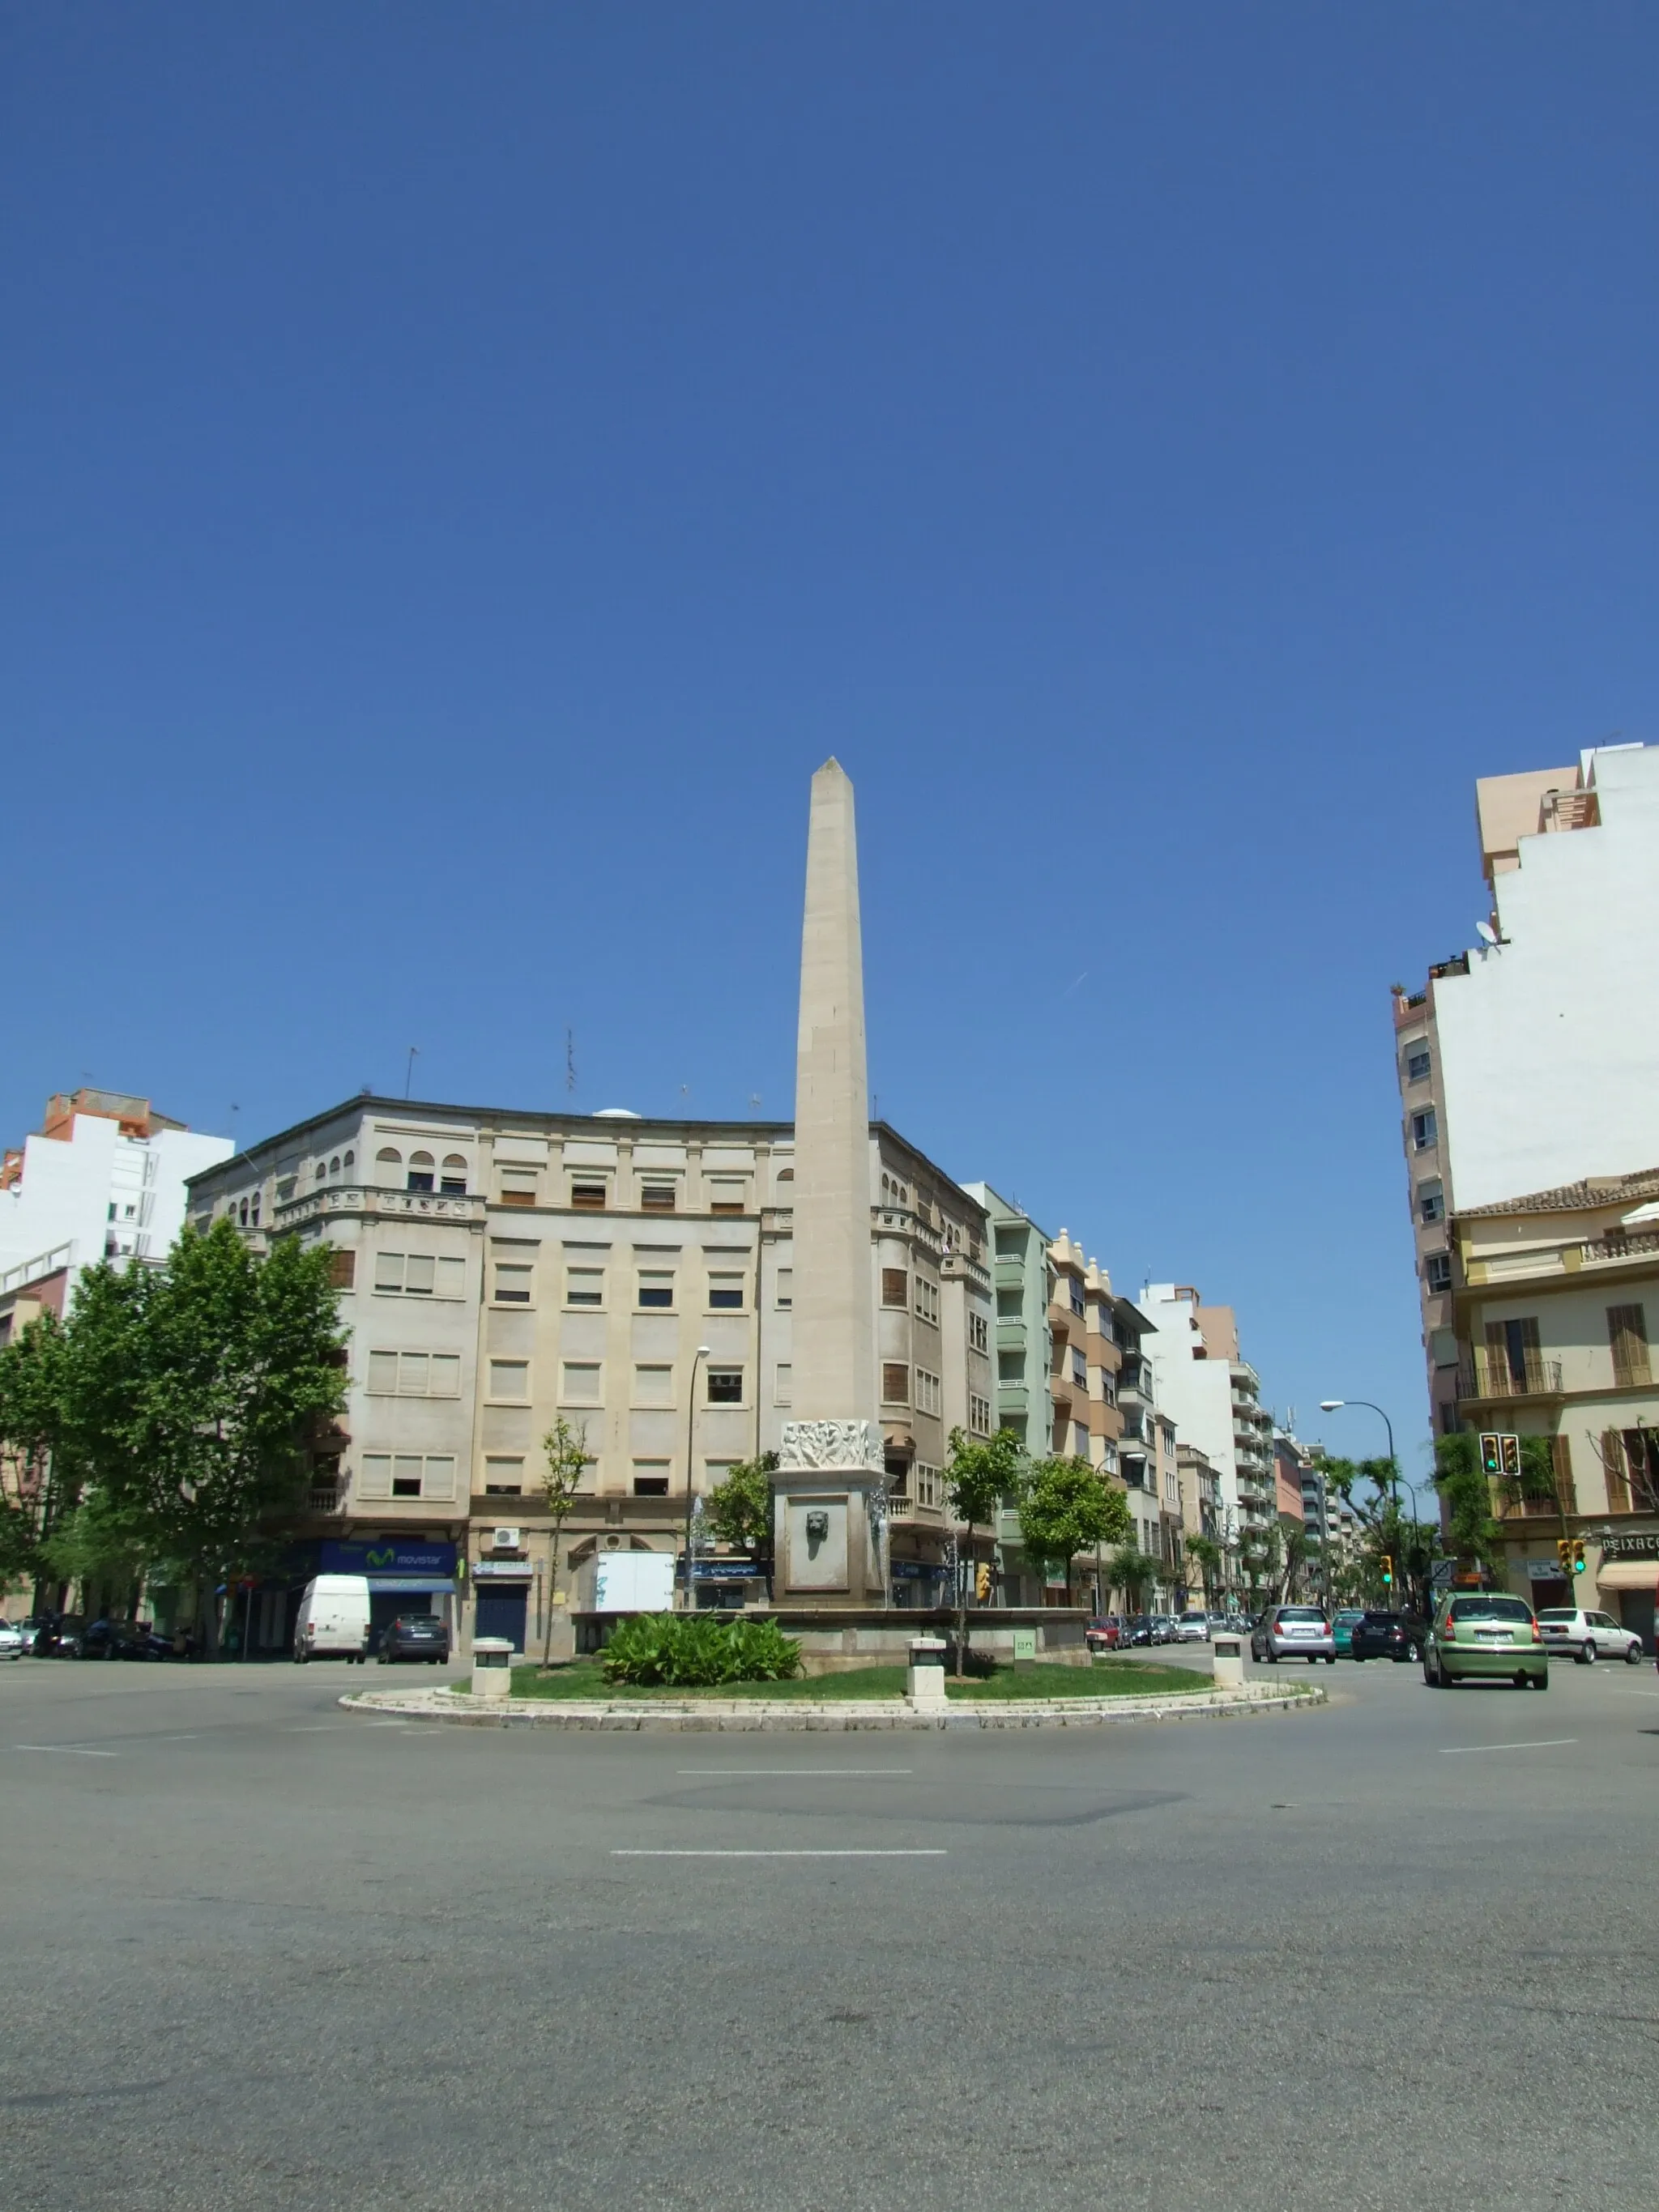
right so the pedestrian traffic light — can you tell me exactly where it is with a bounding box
[1480,1434,1502,1476]
[974,1562,992,1602]
[1380,1554,1394,1587]
[1499,1434,1522,1478]
[1572,1539,1586,1576]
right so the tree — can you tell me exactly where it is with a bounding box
[943,1426,1026,1676]
[1108,1545,1163,1612]
[1183,1532,1223,1607]
[705,1451,779,1592]
[1017,1457,1132,1605]
[1433,1432,1506,1582]
[0,1309,76,1590]
[538,1414,595,1669]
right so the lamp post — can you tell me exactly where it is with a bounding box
[684,1345,711,1610]
[1319,1398,1397,1493]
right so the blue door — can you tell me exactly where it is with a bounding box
[475,1587,528,1651]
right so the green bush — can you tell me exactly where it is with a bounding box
[599,1611,802,1688]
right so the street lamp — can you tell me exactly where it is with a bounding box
[684,1345,711,1610]
[1319,1399,1397,1490]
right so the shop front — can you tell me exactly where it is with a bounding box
[1592,1531,1659,1652]
[471,1558,532,1652]
[318,1536,459,1652]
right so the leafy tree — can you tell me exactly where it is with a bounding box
[705,1451,779,1590]
[1017,1456,1132,1605]
[538,1414,595,1669]
[944,1426,1026,1675]
[1108,1545,1163,1611]
[1183,1532,1223,1606]
[1433,1432,1506,1581]
[0,1310,76,1589]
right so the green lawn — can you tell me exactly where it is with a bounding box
[494,1658,1208,1702]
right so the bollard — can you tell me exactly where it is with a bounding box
[1212,1634,1244,1690]
[906,1635,949,1709]
[471,1635,514,1703]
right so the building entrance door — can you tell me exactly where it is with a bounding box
[475,1587,528,1652]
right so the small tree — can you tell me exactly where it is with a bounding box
[1433,1432,1506,1583]
[943,1426,1026,1676]
[1108,1545,1162,1613]
[1183,1532,1223,1607]
[539,1414,595,1669]
[705,1451,779,1592]
[1017,1457,1131,1606]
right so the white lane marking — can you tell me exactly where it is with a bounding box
[675,1769,913,1778]
[1439,1739,1578,1755]
[13,1744,119,1758]
[612,1848,946,1858]
[284,1724,354,1733]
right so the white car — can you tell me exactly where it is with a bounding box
[0,1621,28,1660]
[1173,1610,1211,1642]
[1534,1606,1644,1665]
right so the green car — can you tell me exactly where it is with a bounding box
[1333,1608,1365,1656]
[1423,1592,1548,1690]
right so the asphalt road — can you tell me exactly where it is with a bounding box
[2,1649,1655,2212]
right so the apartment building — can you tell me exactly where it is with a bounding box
[0,1089,232,1343]
[1392,741,1659,1438]
[1137,1285,1274,1550]
[1451,1166,1659,1640]
[962,1184,1052,1457]
[186,1097,994,1652]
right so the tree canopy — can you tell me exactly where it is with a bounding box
[1017,1456,1132,1596]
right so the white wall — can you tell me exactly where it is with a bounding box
[1136,1285,1243,1529]
[0,1115,232,1292]
[1435,745,1659,1210]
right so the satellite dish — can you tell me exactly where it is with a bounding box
[1476,921,1499,947]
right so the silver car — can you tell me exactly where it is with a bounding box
[1534,1606,1645,1665]
[1258,1604,1336,1664]
[0,1620,27,1660]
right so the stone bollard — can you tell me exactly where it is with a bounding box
[1212,1634,1244,1690]
[906,1636,949,1710]
[471,1635,514,1703]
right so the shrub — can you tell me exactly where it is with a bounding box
[599,1612,803,1688]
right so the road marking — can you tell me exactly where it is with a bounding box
[284,1724,354,1733]
[13,1744,119,1758]
[1439,1739,1577,1755]
[675,1769,914,1778]
[612,1848,946,1858]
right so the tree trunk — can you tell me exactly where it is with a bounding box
[954,1523,970,1677]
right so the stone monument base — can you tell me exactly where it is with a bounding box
[771,1419,889,1606]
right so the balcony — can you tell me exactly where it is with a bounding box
[1457,1355,1565,1402]
[307,1488,347,1516]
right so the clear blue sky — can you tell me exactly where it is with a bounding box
[5,5,1657,1478]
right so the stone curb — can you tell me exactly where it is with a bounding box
[339,1681,1325,1731]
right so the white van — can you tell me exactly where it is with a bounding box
[292,1575,372,1664]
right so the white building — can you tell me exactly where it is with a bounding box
[1135,1285,1275,1555]
[0,1089,232,1329]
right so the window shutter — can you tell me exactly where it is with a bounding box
[328,1249,356,1289]
[1483,1322,1507,1396]
[422,1455,457,1502]
[358,1453,392,1499]
[1602,1429,1631,1513]
[367,1351,399,1395]
[429,1354,461,1397]
[374,1251,403,1292]
[1608,1304,1650,1387]
[1550,1434,1576,1515]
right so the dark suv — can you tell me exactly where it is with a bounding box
[378,1614,451,1665]
[1350,1610,1427,1664]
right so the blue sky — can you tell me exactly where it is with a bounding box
[5,4,1657,1477]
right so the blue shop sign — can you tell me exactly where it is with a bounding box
[891,1560,943,1581]
[321,1537,457,1579]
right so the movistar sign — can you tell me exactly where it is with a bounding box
[321,1538,457,1578]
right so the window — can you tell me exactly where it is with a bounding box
[774,1363,792,1405]
[633,1365,674,1406]
[1073,1422,1089,1457]
[640,1183,677,1212]
[561,1361,602,1404]
[328,1157,340,1177]
[407,1150,436,1194]
[914,1277,940,1327]
[914,1463,942,1509]
[968,1312,988,1354]
[375,1251,467,1298]
[1418,1181,1445,1224]
[1405,1049,1431,1084]
[493,1260,533,1304]
[488,1358,531,1399]
[881,1268,908,1308]
[707,1367,744,1404]
[1609,1304,1651,1387]
[969,1392,992,1436]
[357,1452,457,1502]
[632,1462,670,1497]
[440,1154,467,1195]
[377,1147,401,1174]
[483,1457,523,1496]
[565,1267,604,1306]
[497,1170,538,1208]
[774,1268,793,1310]
[1102,1373,1117,1408]
[996,1288,1021,1319]
[1424,1252,1452,1294]
[915,1369,941,1417]
[707,1272,744,1310]
[343,1151,354,1171]
[1069,1285,1085,1318]
[638,1271,675,1309]
[882,1362,910,1404]
[367,1350,461,1397]
[1411,1110,1438,1151]
[708,1179,746,1216]
[328,1250,356,1290]
[570,1180,608,1211]
[1071,1352,1087,1388]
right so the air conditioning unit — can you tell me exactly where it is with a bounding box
[492,1527,522,1552]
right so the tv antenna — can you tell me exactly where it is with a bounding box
[404,1046,420,1099]
[566,1028,578,1094]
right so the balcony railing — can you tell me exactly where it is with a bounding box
[1457,1356,1564,1400]
[307,1488,347,1515]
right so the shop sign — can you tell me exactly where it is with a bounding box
[1599,1531,1659,1562]
[472,1558,533,1579]
[1522,1559,1564,1582]
[321,1537,457,1579]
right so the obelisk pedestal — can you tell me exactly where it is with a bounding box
[773,759,888,1605]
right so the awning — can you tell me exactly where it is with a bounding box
[366,1578,458,1595]
[1595,1561,1659,1591]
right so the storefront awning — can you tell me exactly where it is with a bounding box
[1596,1561,1659,1590]
[367,1578,457,1595]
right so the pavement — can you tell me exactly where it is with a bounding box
[1,1647,1655,2211]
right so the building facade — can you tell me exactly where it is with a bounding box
[1137,1285,1274,1573]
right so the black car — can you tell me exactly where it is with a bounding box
[1350,1609,1427,1664]
[81,1617,173,1661]
[1124,1613,1156,1647]
[378,1614,451,1665]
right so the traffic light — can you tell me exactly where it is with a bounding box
[1380,1554,1394,1588]
[1499,1434,1521,1478]
[1556,1538,1573,1572]
[974,1562,992,1602]
[1480,1434,1502,1476]
[1572,1539,1586,1576]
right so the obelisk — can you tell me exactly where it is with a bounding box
[773,759,888,1603]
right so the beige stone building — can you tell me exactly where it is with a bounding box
[186,1097,993,1651]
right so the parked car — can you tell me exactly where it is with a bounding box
[1149,1614,1179,1644]
[377,1613,451,1665]
[1350,1610,1427,1664]
[1333,1607,1366,1656]
[1085,1615,1125,1652]
[1125,1614,1156,1647]
[79,1617,173,1661]
[1534,1606,1644,1665]
[1174,1610,1211,1642]
[1253,1605,1336,1664]
[1423,1592,1546,1690]
[0,1620,28,1660]
[49,1614,90,1658]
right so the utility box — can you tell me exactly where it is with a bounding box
[1212,1634,1244,1690]
[471,1636,514,1703]
[906,1636,949,1708]
[580,1551,677,1615]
